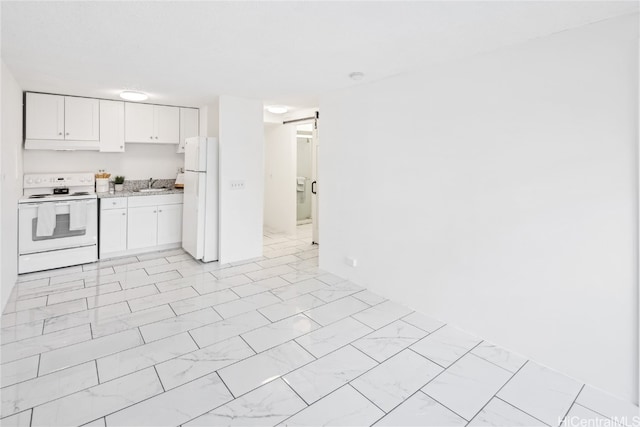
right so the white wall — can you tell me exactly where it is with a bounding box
[1,61,23,312]
[218,95,264,264]
[319,14,639,403]
[264,123,296,234]
[23,144,183,180]
[200,100,219,138]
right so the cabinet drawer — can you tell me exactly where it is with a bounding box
[128,194,184,207]
[101,197,128,210]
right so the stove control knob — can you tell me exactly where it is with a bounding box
[35,178,42,184]
[26,178,33,184]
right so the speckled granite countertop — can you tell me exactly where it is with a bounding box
[97,188,184,199]
[96,178,184,199]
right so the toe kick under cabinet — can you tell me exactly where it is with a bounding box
[99,193,183,259]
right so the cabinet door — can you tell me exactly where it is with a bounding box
[99,100,125,152]
[157,203,183,245]
[125,103,155,143]
[100,208,127,256]
[127,206,158,249]
[178,108,199,153]
[25,93,64,140]
[154,105,180,144]
[64,96,99,140]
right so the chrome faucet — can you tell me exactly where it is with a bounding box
[148,178,157,189]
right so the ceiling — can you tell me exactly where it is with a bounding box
[2,1,638,111]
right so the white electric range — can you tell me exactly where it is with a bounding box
[18,173,98,274]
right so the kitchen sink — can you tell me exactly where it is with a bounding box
[137,188,169,193]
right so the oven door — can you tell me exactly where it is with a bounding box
[19,199,97,254]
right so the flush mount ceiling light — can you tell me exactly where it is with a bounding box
[349,72,364,81]
[266,105,288,114]
[119,91,148,101]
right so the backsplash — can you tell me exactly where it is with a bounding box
[123,179,177,191]
[23,144,184,181]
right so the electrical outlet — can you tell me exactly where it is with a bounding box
[345,257,358,267]
[230,180,245,190]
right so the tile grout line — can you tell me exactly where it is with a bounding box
[463,359,532,424]
[349,342,385,365]
[349,382,388,414]
[177,373,237,426]
[281,376,312,406]
[466,350,521,375]
[138,326,146,344]
[36,353,42,378]
[214,371,235,399]
[237,334,259,355]
[186,330,200,350]
[494,396,551,426]
[153,365,166,392]
[422,389,472,422]
[558,384,587,427]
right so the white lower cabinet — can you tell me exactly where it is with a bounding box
[100,208,128,257]
[99,194,183,258]
[127,206,159,250]
[157,203,183,245]
[100,197,128,258]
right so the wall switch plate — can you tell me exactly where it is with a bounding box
[345,257,358,267]
[230,180,245,190]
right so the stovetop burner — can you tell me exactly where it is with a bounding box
[29,194,50,199]
[72,192,90,196]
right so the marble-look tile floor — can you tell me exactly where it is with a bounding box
[1,224,638,426]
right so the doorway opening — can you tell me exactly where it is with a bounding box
[263,112,319,245]
[296,123,313,226]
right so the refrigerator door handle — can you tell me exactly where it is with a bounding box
[311,181,317,194]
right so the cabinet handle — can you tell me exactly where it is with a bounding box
[158,209,162,212]
[122,213,126,216]
[120,145,123,149]
[66,132,69,136]
[153,210,157,213]
[58,132,62,136]
[155,136,158,139]
[150,136,153,139]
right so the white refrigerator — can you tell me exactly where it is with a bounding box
[182,137,219,262]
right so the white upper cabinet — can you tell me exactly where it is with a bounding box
[25,92,194,151]
[155,105,180,143]
[99,100,125,153]
[125,103,179,144]
[64,96,99,140]
[124,103,154,142]
[26,93,98,141]
[26,93,64,140]
[177,108,199,153]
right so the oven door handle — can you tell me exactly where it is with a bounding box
[19,200,96,209]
